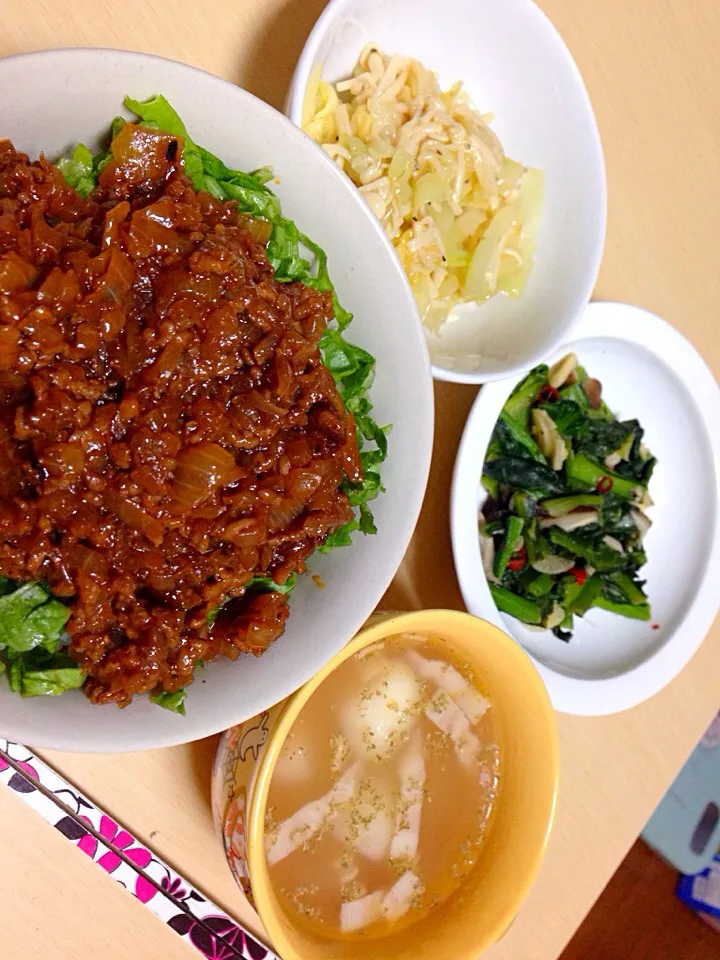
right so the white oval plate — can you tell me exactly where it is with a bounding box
[0,49,433,752]
[452,302,720,715]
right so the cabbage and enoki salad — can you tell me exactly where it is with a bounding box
[0,96,387,710]
[303,44,545,334]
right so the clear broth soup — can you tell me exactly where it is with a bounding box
[265,631,502,940]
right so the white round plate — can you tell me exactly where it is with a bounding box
[286,0,606,384]
[0,49,433,752]
[452,302,720,715]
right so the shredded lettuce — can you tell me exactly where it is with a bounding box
[0,580,80,696]
[149,688,187,716]
[0,575,14,597]
[206,572,297,626]
[0,582,70,655]
[4,646,84,697]
[56,143,96,197]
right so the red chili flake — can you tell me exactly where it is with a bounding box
[537,384,560,404]
[596,475,614,494]
[508,548,527,572]
[570,566,587,586]
[651,623,660,630]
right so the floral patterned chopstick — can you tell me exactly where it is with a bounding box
[0,740,277,960]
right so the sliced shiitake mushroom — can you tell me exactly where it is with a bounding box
[582,377,602,409]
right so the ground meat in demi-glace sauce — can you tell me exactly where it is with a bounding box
[0,125,363,707]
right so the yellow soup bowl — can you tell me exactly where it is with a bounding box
[211,610,560,959]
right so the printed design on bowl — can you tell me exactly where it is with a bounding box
[0,739,274,960]
[223,786,254,903]
[239,714,270,762]
[221,713,271,805]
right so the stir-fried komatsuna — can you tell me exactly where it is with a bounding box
[0,119,375,708]
[481,353,656,639]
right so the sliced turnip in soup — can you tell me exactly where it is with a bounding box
[405,648,489,724]
[266,762,359,866]
[425,690,480,767]
[334,776,394,862]
[382,871,425,922]
[265,631,501,936]
[390,730,426,862]
[273,728,322,786]
[340,890,385,933]
[336,855,360,886]
[330,732,350,776]
[340,657,421,761]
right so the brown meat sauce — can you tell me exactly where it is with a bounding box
[0,127,362,706]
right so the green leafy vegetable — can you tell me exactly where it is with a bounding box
[605,571,647,606]
[149,688,187,715]
[547,528,628,572]
[541,494,603,517]
[565,454,638,500]
[504,365,548,424]
[7,649,84,697]
[495,411,546,462]
[482,355,655,639]
[489,585,543,625]
[542,400,585,436]
[206,573,298,626]
[566,575,603,616]
[0,576,15,597]
[483,456,564,497]
[494,514,525,579]
[8,659,22,693]
[245,573,297,596]
[56,144,96,197]
[593,596,651,621]
[527,573,554,598]
[0,582,70,654]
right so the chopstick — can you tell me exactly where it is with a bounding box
[0,739,278,960]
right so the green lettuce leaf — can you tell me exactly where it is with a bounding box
[123,95,206,187]
[0,582,70,654]
[149,688,187,715]
[56,144,96,197]
[5,648,84,697]
[206,572,297,626]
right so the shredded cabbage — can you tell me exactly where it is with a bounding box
[303,45,545,333]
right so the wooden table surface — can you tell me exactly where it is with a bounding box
[1,1,719,958]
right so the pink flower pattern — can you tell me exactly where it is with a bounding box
[0,738,271,959]
[77,814,156,902]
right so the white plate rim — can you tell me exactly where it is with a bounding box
[451,301,720,715]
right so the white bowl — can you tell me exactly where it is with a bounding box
[451,302,720,715]
[0,49,433,752]
[286,0,606,384]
